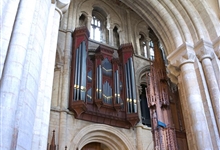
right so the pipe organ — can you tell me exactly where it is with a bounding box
[69,27,139,128]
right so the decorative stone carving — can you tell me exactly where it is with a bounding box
[167,73,178,85]
[167,64,180,77]
[168,42,195,68]
[56,0,71,13]
[195,39,214,61]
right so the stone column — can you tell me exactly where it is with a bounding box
[0,0,49,149]
[0,0,20,78]
[168,43,213,149]
[199,51,220,133]
[32,1,68,149]
[107,16,114,46]
[213,36,220,86]
[87,15,93,32]
[58,30,72,149]
[179,54,212,149]
[146,29,151,59]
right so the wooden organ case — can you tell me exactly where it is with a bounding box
[69,27,139,128]
[147,30,188,150]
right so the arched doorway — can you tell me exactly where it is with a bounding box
[70,124,135,150]
[82,142,109,150]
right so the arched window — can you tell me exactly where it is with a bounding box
[90,16,101,42]
[139,34,147,58]
[149,40,154,60]
[90,7,108,43]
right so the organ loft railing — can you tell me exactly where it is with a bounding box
[69,27,139,128]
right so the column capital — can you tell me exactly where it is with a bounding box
[167,64,180,77]
[53,0,70,15]
[213,36,220,59]
[168,42,195,68]
[195,39,214,61]
[107,23,114,30]
[167,73,178,85]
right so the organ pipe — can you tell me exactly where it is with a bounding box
[116,70,120,104]
[125,66,130,113]
[99,65,102,99]
[129,58,137,113]
[114,71,117,103]
[74,47,79,100]
[77,43,82,100]
[73,41,87,101]
[96,66,99,99]
[81,41,86,101]
[126,63,133,112]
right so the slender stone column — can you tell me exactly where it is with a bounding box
[58,31,72,149]
[87,15,93,32]
[109,26,114,46]
[195,40,220,136]
[198,52,220,134]
[179,53,212,149]
[0,0,20,78]
[168,43,213,149]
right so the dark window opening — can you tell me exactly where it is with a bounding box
[140,84,151,127]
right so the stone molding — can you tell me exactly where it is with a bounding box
[52,0,70,17]
[70,124,135,150]
[55,6,63,19]
[195,39,214,61]
[213,36,220,58]
[167,73,178,85]
[168,42,195,68]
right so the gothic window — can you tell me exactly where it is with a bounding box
[90,16,101,42]
[149,40,154,60]
[139,34,147,58]
[90,7,108,43]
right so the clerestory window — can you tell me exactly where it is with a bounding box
[149,40,154,60]
[139,34,147,58]
[90,16,101,42]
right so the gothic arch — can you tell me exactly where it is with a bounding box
[69,124,135,150]
[136,65,151,85]
[120,0,220,55]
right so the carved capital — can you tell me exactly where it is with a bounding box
[167,73,178,85]
[55,0,70,14]
[213,36,220,59]
[167,64,180,77]
[168,42,195,68]
[195,39,214,61]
